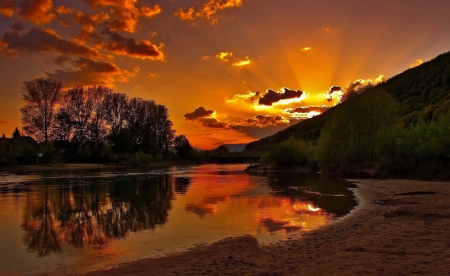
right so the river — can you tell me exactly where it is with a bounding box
[0,164,356,275]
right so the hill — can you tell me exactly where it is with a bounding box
[245,51,450,153]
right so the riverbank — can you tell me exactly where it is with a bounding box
[83,179,450,275]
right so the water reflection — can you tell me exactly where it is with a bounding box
[0,165,357,275]
[20,175,173,256]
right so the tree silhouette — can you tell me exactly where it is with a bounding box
[12,127,21,138]
[20,78,62,143]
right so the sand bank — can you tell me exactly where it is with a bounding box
[84,179,450,275]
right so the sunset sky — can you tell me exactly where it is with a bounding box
[0,0,450,149]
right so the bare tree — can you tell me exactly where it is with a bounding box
[21,78,62,143]
[63,86,95,144]
[102,93,128,143]
[86,86,112,144]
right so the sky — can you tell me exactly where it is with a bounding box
[0,0,450,149]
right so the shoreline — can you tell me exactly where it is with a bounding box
[82,178,450,275]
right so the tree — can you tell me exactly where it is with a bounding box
[174,135,192,157]
[86,86,112,144]
[21,78,62,143]
[62,86,94,143]
[52,108,74,141]
[12,127,21,138]
[102,93,128,144]
[317,89,398,169]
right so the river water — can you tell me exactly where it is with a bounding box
[0,164,356,275]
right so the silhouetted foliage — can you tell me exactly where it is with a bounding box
[12,127,21,138]
[21,78,62,143]
[12,79,189,165]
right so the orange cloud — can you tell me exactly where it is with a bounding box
[55,5,72,14]
[232,57,252,67]
[174,7,194,20]
[216,51,232,61]
[2,25,101,57]
[100,28,165,61]
[175,0,244,24]
[0,0,15,18]
[45,57,136,87]
[140,4,162,17]
[18,0,55,25]
[409,59,423,68]
[72,10,109,43]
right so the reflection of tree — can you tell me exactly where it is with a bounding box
[21,174,174,256]
[21,186,61,257]
[174,177,190,194]
[267,172,357,217]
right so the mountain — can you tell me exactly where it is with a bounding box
[245,51,450,153]
[219,144,248,152]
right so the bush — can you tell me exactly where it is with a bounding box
[264,137,310,168]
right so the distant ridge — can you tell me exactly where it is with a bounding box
[217,143,248,152]
[245,51,450,153]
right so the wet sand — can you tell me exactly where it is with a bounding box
[84,179,450,275]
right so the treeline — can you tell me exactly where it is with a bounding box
[1,77,199,165]
[262,88,450,179]
[246,51,450,152]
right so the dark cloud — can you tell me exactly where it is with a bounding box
[258,88,303,106]
[185,203,215,218]
[2,27,101,57]
[45,57,121,87]
[242,114,288,127]
[54,55,69,65]
[198,118,228,129]
[184,106,215,120]
[286,106,330,114]
[260,218,302,233]
[18,0,55,25]
[100,28,165,60]
[0,0,15,18]
[0,119,8,124]
[72,10,109,43]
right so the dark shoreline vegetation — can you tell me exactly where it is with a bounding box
[247,51,450,180]
[2,51,450,180]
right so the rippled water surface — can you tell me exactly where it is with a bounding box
[0,164,356,275]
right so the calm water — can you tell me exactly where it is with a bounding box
[0,164,357,275]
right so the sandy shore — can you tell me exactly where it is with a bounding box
[84,179,450,275]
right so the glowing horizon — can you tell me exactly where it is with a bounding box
[0,0,449,149]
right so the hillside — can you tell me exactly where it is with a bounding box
[245,51,450,153]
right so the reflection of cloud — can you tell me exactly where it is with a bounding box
[2,25,101,57]
[0,0,15,18]
[409,59,423,68]
[175,0,243,24]
[185,203,216,218]
[18,0,55,25]
[260,218,302,233]
[100,28,165,60]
